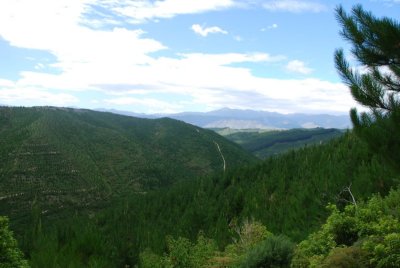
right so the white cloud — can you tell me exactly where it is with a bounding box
[261,24,278,31]
[263,0,327,13]
[108,0,236,24]
[0,0,166,92]
[34,63,45,70]
[0,86,79,107]
[0,49,355,114]
[0,1,88,47]
[375,0,400,5]
[0,0,357,115]
[0,1,166,61]
[182,77,354,114]
[286,60,313,75]
[0,79,15,87]
[94,53,353,114]
[105,97,184,113]
[268,23,278,29]
[191,24,228,37]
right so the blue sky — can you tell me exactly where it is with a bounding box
[0,0,399,114]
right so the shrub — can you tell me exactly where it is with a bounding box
[0,216,29,268]
[239,235,295,268]
[321,246,369,268]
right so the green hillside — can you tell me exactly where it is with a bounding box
[1,110,399,267]
[20,132,399,267]
[214,128,345,158]
[0,106,256,222]
[2,5,399,267]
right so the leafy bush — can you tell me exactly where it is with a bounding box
[0,216,29,268]
[321,246,368,268]
[239,235,294,268]
[363,232,400,268]
[140,232,218,268]
[292,188,400,268]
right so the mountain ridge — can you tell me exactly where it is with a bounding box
[97,107,351,129]
[0,106,256,221]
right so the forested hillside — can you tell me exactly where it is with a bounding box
[1,3,399,268]
[19,132,398,267]
[0,106,256,223]
[214,127,344,158]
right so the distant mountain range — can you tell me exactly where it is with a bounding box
[97,107,351,129]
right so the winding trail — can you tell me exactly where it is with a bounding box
[214,141,226,172]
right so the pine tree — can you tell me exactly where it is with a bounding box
[334,5,400,169]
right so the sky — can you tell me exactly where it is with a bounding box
[0,0,399,115]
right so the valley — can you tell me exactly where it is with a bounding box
[1,3,399,268]
[213,127,345,158]
[0,106,399,267]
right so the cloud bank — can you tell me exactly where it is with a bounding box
[0,0,357,114]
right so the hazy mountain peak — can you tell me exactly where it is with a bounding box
[99,108,351,129]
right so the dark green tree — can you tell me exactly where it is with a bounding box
[334,5,400,169]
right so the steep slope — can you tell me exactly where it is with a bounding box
[0,106,256,220]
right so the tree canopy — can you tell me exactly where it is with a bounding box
[335,4,400,169]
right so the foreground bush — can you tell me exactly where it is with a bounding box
[239,235,294,268]
[0,216,29,268]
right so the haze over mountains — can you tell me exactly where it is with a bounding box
[98,107,351,129]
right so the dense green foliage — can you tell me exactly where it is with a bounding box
[238,234,294,268]
[335,5,400,170]
[0,106,255,223]
[140,233,218,267]
[215,128,344,158]
[0,216,28,267]
[292,188,400,268]
[139,220,287,268]
[15,132,397,267]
